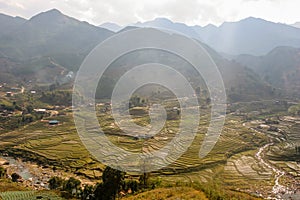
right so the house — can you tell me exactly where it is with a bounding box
[48,120,59,125]
[6,92,13,97]
[34,109,46,114]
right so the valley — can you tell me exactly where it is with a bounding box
[0,7,300,200]
[0,82,299,199]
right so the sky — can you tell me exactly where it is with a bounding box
[0,0,300,26]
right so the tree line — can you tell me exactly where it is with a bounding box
[48,166,159,200]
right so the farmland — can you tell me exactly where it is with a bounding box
[0,84,299,199]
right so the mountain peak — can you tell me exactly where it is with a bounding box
[243,16,260,21]
[221,17,267,27]
[153,17,173,22]
[203,23,217,29]
[242,17,269,23]
[46,8,62,14]
[30,8,65,22]
[135,17,173,26]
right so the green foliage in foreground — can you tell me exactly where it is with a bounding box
[0,191,63,200]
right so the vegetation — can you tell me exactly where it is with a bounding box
[39,90,72,106]
[288,103,300,116]
[0,166,6,178]
[11,173,21,182]
[48,176,64,190]
[0,191,63,200]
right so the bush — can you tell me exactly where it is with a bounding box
[0,166,6,178]
[48,176,64,190]
[11,173,21,182]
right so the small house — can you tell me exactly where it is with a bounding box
[6,92,13,97]
[34,109,46,114]
[49,120,59,125]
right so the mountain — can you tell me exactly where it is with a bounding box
[130,17,300,56]
[200,42,273,102]
[0,13,26,37]
[194,17,300,55]
[233,46,300,97]
[133,18,201,40]
[0,10,274,101]
[99,22,122,32]
[94,26,273,102]
[291,22,300,29]
[0,9,114,71]
[0,9,114,85]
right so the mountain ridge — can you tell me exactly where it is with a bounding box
[233,46,300,97]
[0,9,295,101]
[99,22,122,32]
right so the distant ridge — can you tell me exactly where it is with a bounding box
[0,9,298,100]
[234,46,300,97]
[130,17,300,55]
[132,18,201,40]
[99,22,122,32]
[0,13,26,36]
[291,22,300,28]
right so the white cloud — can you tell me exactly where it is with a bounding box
[0,0,300,26]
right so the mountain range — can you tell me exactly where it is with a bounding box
[291,22,300,29]
[0,9,299,100]
[129,17,300,56]
[99,22,122,32]
[232,46,300,97]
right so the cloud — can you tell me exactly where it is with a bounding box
[0,0,299,26]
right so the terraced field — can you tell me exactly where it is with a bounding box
[0,113,105,180]
[0,191,62,200]
[122,187,208,200]
[2,101,298,199]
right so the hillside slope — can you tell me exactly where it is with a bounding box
[233,46,300,97]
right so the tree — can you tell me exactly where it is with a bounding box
[206,97,211,105]
[81,184,94,200]
[195,87,201,96]
[26,105,34,113]
[11,173,21,182]
[124,180,139,194]
[0,167,6,178]
[93,182,104,200]
[94,166,125,200]
[63,177,81,197]
[139,173,150,189]
[48,176,64,190]
[288,104,300,116]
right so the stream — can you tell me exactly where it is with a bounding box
[255,143,291,199]
[0,156,49,189]
[243,121,298,199]
[1,156,33,180]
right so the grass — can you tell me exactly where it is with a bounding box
[0,191,63,200]
[122,187,208,200]
[0,179,28,192]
